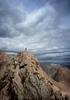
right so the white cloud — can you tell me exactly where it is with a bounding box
[0,0,70,64]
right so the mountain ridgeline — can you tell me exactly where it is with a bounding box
[0,50,70,100]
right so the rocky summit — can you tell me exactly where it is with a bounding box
[0,51,69,100]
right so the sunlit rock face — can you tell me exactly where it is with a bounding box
[0,52,15,100]
[0,51,69,100]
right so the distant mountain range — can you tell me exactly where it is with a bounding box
[1,47,70,64]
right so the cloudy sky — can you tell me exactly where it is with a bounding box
[0,0,70,63]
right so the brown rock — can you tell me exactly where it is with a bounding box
[0,51,69,100]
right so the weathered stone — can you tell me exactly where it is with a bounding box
[0,51,69,100]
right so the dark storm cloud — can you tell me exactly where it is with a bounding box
[49,0,70,14]
[17,0,48,11]
[0,0,70,64]
[0,0,26,38]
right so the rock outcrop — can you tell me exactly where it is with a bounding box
[0,51,69,100]
[44,64,70,99]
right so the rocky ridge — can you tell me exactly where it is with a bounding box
[0,51,69,100]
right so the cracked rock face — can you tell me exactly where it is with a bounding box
[0,51,69,100]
